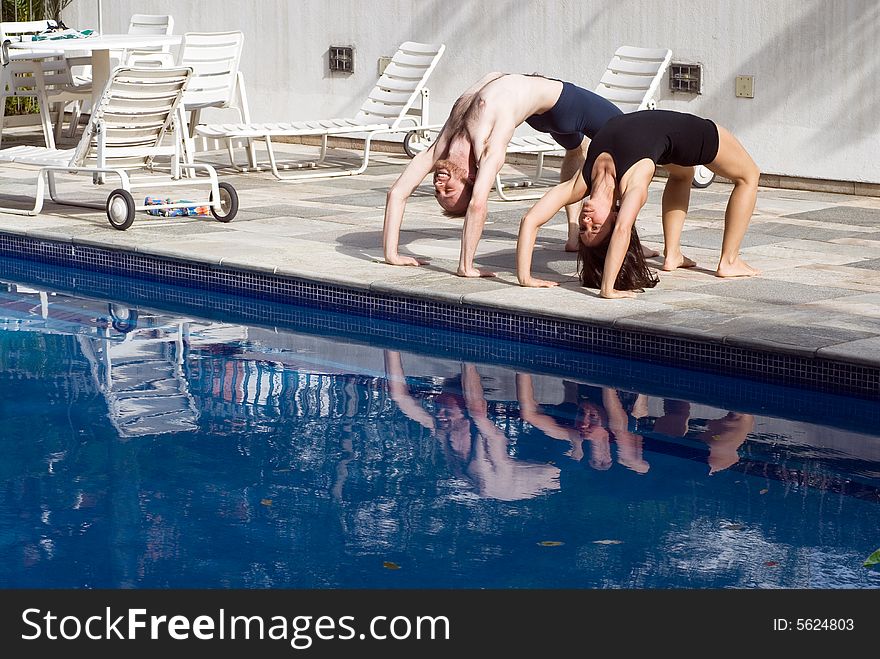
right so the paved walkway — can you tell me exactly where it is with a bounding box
[1,135,879,377]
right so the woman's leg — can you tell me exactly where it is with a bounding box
[660,164,697,270]
[706,125,761,277]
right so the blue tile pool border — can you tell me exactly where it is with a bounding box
[1,233,878,400]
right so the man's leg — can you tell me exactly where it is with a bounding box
[560,140,588,251]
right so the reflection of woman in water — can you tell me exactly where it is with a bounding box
[640,399,753,474]
[516,374,650,474]
[384,350,560,501]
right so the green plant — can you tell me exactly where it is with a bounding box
[1,1,74,115]
[0,0,72,22]
[43,0,73,22]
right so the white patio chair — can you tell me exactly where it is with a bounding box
[0,66,239,231]
[498,46,681,199]
[0,20,92,146]
[67,14,176,76]
[123,13,176,64]
[193,40,446,181]
[173,30,254,167]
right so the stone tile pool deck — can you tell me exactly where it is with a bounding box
[1,139,878,397]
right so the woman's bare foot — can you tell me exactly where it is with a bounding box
[716,258,761,278]
[661,253,697,271]
[641,245,660,258]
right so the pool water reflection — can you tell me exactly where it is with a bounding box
[1,274,878,589]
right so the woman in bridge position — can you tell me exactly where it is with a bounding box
[516,109,761,298]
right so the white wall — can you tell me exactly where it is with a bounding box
[66,0,880,183]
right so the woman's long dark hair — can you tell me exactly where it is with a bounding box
[577,225,660,291]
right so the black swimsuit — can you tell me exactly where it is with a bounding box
[582,109,720,192]
[525,81,622,150]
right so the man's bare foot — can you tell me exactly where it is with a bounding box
[456,267,496,278]
[661,254,697,271]
[519,277,559,288]
[716,259,761,278]
[641,246,660,258]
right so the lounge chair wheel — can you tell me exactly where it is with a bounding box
[692,165,715,189]
[402,129,435,159]
[403,131,419,158]
[108,304,139,333]
[210,181,238,222]
[106,189,136,230]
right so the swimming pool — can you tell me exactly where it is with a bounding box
[1,260,878,589]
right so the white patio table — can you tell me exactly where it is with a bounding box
[7,34,182,106]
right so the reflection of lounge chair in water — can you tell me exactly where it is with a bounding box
[0,283,200,438]
[108,303,138,333]
[77,312,201,438]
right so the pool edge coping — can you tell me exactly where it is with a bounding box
[1,230,878,399]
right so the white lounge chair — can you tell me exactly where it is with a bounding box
[193,40,445,181]
[0,66,238,230]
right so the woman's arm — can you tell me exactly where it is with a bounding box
[515,373,574,441]
[516,172,587,287]
[599,185,648,299]
[602,388,650,474]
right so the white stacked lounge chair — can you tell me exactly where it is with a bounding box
[0,65,239,230]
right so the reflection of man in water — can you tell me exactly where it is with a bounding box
[384,350,560,501]
[516,374,650,474]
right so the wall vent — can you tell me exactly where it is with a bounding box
[669,62,702,94]
[329,46,354,73]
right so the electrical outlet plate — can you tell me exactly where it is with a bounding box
[377,56,393,75]
[735,75,754,98]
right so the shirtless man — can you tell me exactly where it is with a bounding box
[382,73,623,277]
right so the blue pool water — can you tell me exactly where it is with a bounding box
[1,261,878,589]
